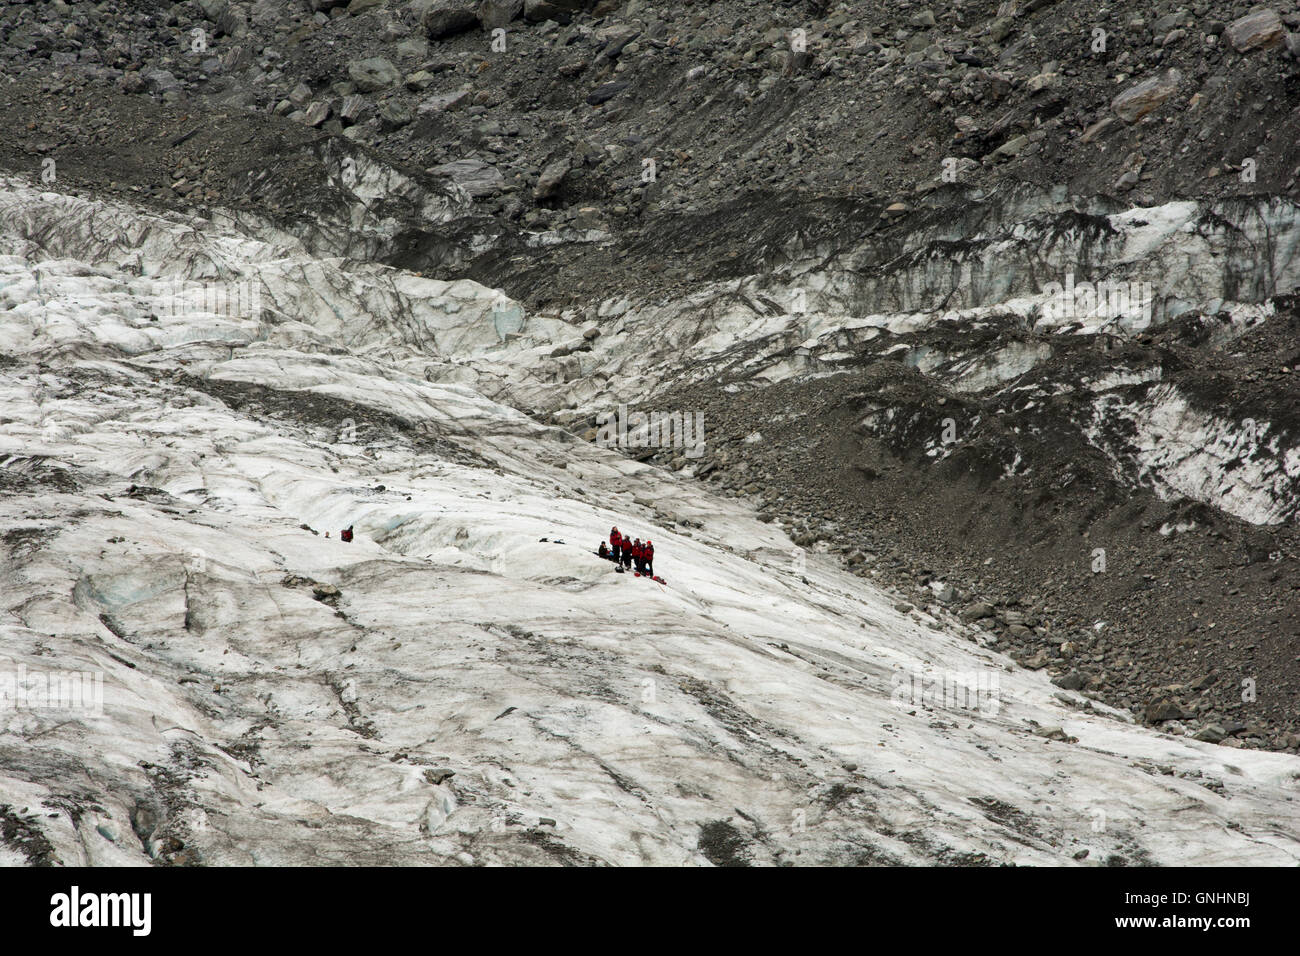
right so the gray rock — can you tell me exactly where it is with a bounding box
[144,69,180,94]
[378,100,414,130]
[1194,724,1227,743]
[428,158,504,197]
[338,94,367,123]
[595,24,641,62]
[198,0,229,21]
[1080,116,1116,143]
[524,0,587,23]
[1026,72,1060,93]
[347,57,400,93]
[1152,11,1188,33]
[302,101,331,127]
[1111,70,1181,123]
[1145,697,1188,723]
[419,88,471,113]
[1021,648,1049,670]
[405,70,436,91]
[96,821,120,842]
[130,803,159,840]
[423,3,479,40]
[573,206,603,230]
[959,601,995,622]
[533,157,571,199]
[994,134,1030,158]
[586,81,630,106]
[549,338,588,357]
[1051,669,1089,691]
[396,37,430,59]
[478,0,524,29]
[1225,9,1285,53]
[988,17,1014,44]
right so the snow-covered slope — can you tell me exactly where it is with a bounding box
[2,182,1299,866]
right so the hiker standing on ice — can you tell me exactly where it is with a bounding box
[621,538,633,569]
[341,525,354,543]
[632,538,645,574]
[644,540,654,577]
[610,526,622,563]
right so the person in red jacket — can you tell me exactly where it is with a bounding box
[609,526,622,563]
[644,539,654,576]
[635,538,647,574]
[622,537,634,569]
[341,525,354,543]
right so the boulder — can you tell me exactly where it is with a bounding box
[198,0,229,21]
[533,157,571,199]
[144,69,181,94]
[378,101,414,130]
[1194,724,1227,743]
[347,57,400,93]
[302,101,331,127]
[586,80,630,105]
[419,88,471,113]
[1026,71,1060,93]
[1225,9,1285,53]
[428,158,504,197]
[1051,670,1089,691]
[524,0,589,24]
[1145,697,1188,723]
[422,3,479,40]
[1111,69,1181,123]
[1021,649,1049,670]
[404,70,437,91]
[478,0,523,29]
[338,94,367,123]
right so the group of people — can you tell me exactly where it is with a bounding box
[599,526,654,576]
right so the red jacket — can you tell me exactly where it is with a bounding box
[644,543,654,561]
[610,531,621,548]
